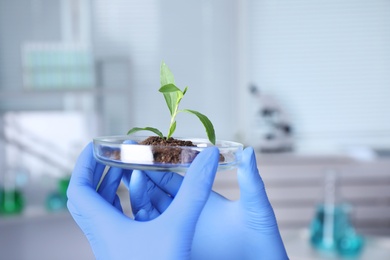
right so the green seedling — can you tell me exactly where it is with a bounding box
[127,62,216,145]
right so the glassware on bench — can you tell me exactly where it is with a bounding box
[309,170,364,257]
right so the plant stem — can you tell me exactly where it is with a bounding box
[167,107,178,139]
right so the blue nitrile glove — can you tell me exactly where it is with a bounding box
[67,142,220,260]
[129,147,289,260]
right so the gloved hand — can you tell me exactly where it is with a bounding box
[129,147,289,260]
[67,142,220,260]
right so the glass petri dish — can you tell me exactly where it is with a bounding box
[93,135,243,173]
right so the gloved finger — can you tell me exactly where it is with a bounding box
[67,200,85,227]
[67,143,123,218]
[134,208,150,221]
[237,147,289,259]
[97,166,124,204]
[145,180,174,214]
[139,171,182,213]
[144,170,184,197]
[82,142,106,188]
[237,147,275,216]
[165,147,219,227]
[125,170,177,217]
[129,170,160,221]
[67,142,99,201]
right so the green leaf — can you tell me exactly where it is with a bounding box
[181,109,216,145]
[159,84,183,117]
[167,121,176,139]
[160,61,175,86]
[160,63,180,117]
[159,84,182,93]
[127,127,164,138]
[183,86,188,95]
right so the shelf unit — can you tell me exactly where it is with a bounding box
[0,87,129,99]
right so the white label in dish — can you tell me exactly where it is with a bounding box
[121,144,154,163]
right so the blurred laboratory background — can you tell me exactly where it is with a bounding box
[1,0,390,259]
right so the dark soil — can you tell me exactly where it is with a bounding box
[140,136,225,164]
[140,136,195,147]
[140,136,198,164]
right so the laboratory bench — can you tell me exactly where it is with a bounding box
[0,208,94,260]
[1,209,390,260]
[214,152,390,236]
[281,229,390,260]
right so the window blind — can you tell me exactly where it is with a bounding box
[247,0,390,152]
